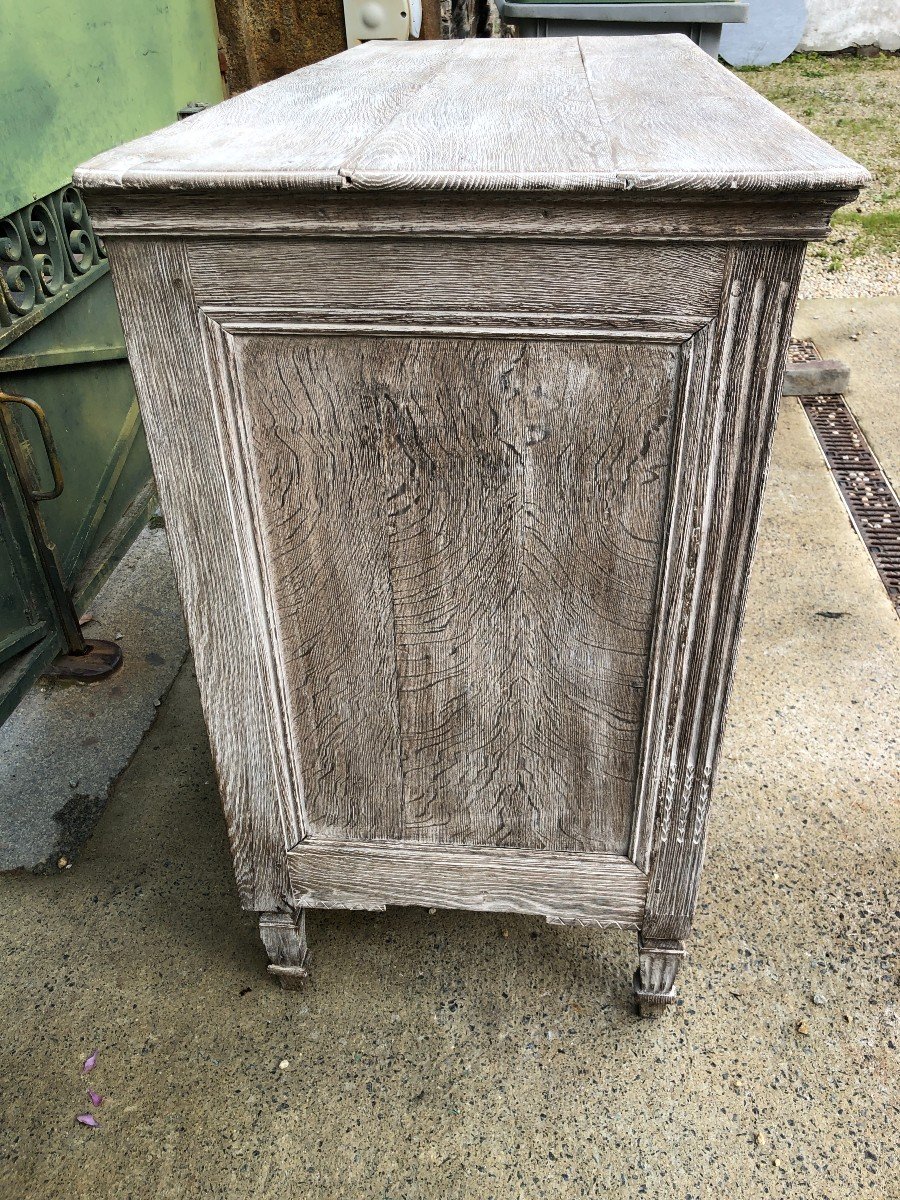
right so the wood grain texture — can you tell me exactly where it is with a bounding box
[636,242,805,941]
[259,910,309,989]
[343,38,607,192]
[227,334,677,853]
[187,237,726,325]
[75,38,867,198]
[216,311,705,343]
[99,228,810,986]
[286,839,647,926]
[231,331,406,845]
[577,36,866,194]
[73,42,448,193]
[83,33,863,998]
[85,189,856,244]
[101,240,299,913]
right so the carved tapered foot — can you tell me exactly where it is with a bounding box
[633,936,685,1018]
[259,910,310,989]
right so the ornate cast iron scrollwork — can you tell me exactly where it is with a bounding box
[0,184,107,333]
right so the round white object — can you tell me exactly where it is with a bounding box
[720,0,808,67]
[359,0,386,30]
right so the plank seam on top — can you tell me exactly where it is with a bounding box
[332,43,450,190]
[72,42,449,194]
[340,38,617,194]
[577,37,617,182]
[338,50,458,190]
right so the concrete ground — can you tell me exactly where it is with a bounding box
[0,300,897,1200]
[0,523,188,872]
[793,296,900,484]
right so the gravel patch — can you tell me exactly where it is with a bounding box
[800,246,900,299]
[740,53,899,300]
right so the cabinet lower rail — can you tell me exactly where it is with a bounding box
[286,838,647,927]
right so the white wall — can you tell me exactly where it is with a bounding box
[800,0,900,52]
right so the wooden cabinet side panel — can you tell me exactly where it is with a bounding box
[186,237,727,323]
[636,241,806,940]
[229,334,679,853]
[102,238,296,912]
[286,840,648,926]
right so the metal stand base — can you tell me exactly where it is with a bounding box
[43,639,123,682]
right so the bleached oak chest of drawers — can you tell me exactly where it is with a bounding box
[76,36,865,1013]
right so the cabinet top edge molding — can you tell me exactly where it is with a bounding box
[74,36,867,200]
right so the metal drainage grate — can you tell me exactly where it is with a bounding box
[790,338,900,615]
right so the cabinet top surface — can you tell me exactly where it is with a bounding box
[75,36,867,198]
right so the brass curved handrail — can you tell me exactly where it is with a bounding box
[0,390,65,501]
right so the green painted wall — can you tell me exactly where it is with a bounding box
[0,0,224,216]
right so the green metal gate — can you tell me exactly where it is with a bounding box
[0,1,224,722]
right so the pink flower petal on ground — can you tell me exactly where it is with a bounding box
[88,1090,103,1107]
[76,1114,99,1128]
[82,1050,98,1074]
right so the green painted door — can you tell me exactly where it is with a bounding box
[0,429,58,715]
[0,2,224,721]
